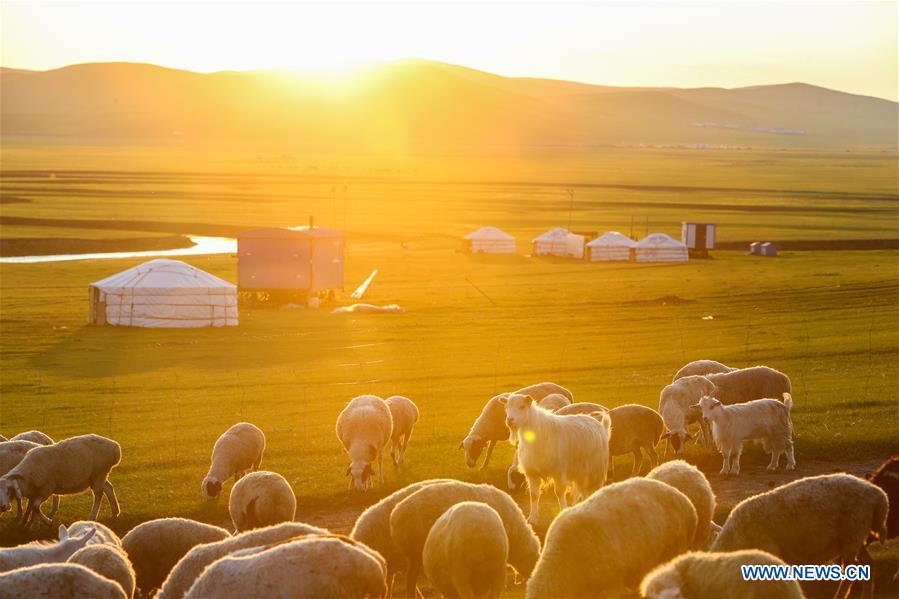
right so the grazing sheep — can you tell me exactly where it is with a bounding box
[0,563,127,599]
[673,360,735,382]
[712,473,888,599]
[350,479,453,595]
[515,382,573,402]
[527,478,697,598]
[606,404,665,477]
[385,395,419,465]
[0,440,43,521]
[659,375,717,453]
[390,480,541,599]
[646,460,716,549]
[229,470,296,532]
[122,517,230,595]
[703,366,792,406]
[68,544,136,599]
[66,520,122,547]
[537,393,571,412]
[640,550,804,599]
[201,422,265,502]
[0,524,97,573]
[554,402,609,416]
[503,393,611,524]
[461,394,510,470]
[867,455,899,540]
[0,433,121,528]
[336,395,393,491]
[423,501,508,599]
[10,430,54,445]
[182,534,387,599]
[698,394,795,475]
[158,522,327,599]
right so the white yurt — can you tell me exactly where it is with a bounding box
[533,227,585,258]
[463,226,516,254]
[89,259,238,328]
[586,231,637,261]
[635,233,689,263]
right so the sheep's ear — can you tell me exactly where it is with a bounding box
[688,403,700,410]
[660,431,674,440]
[497,396,508,405]
[58,524,68,541]
[522,394,533,405]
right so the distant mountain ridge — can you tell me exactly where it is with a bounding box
[1,59,895,148]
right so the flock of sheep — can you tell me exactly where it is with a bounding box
[0,360,896,599]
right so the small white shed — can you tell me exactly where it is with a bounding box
[533,227,585,258]
[89,259,238,327]
[586,231,637,261]
[463,226,516,254]
[681,221,716,258]
[635,233,689,263]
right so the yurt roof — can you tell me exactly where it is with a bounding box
[237,226,344,240]
[463,226,515,241]
[636,233,687,248]
[91,259,236,290]
[533,227,570,242]
[587,231,637,248]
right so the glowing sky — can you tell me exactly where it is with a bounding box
[2,0,897,100]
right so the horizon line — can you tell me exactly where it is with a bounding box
[1,57,895,103]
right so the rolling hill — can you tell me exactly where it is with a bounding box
[1,59,895,149]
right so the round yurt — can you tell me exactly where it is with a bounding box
[89,259,238,327]
[533,227,585,258]
[635,233,689,263]
[586,231,637,261]
[463,226,516,254]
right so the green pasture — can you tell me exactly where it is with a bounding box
[0,143,897,595]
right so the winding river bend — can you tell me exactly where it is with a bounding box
[0,236,237,264]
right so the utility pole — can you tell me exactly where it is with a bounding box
[566,188,575,230]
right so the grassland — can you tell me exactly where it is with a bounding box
[0,142,897,595]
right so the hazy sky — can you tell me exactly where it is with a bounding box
[2,0,897,100]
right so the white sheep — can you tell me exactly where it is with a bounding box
[712,473,889,599]
[423,501,509,599]
[606,404,665,477]
[503,393,611,524]
[554,402,609,416]
[703,365,792,406]
[527,477,697,598]
[646,460,716,549]
[672,359,735,381]
[201,422,265,502]
[158,521,327,599]
[640,550,804,599]
[183,534,387,599]
[229,470,296,532]
[385,395,419,465]
[0,433,121,528]
[461,394,510,470]
[10,430,54,445]
[66,520,122,546]
[0,563,127,599]
[0,524,97,573]
[68,543,136,599]
[0,439,58,522]
[515,382,573,402]
[697,394,795,475]
[350,478,453,595]
[391,480,541,599]
[122,517,230,595]
[336,394,393,491]
[536,393,572,412]
[658,375,717,453]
